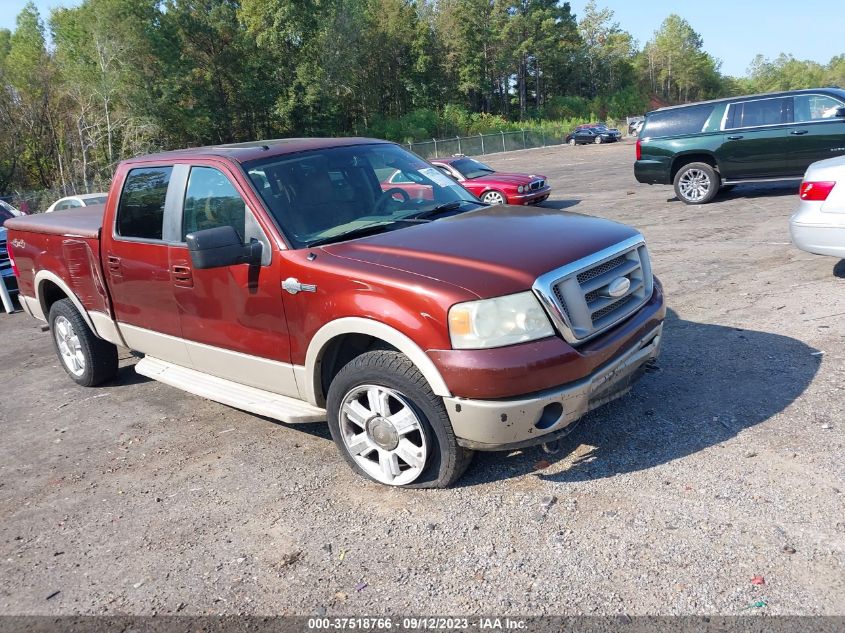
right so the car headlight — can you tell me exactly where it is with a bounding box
[448,291,555,349]
[517,185,524,193]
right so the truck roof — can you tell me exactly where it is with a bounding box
[127,137,392,165]
[647,87,845,116]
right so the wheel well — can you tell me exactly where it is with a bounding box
[671,154,719,182]
[318,334,398,406]
[39,280,68,316]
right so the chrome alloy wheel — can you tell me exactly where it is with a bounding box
[678,168,712,202]
[482,191,506,205]
[54,315,85,377]
[339,384,429,485]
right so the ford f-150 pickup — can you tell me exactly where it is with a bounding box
[6,138,665,488]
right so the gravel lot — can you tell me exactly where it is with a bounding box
[1,140,843,617]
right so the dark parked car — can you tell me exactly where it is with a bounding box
[566,127,619,145]
[635,88,845,204]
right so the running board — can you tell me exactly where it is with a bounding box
[135,356,327,424]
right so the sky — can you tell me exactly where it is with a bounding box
[1,0,843,77]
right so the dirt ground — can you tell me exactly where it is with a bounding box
[1,140,843,616]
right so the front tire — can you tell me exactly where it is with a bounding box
[49,299,118,387]
[594,135,602,144]
[673,162,719,205]
[569,138,576,146]
[482,190,506,205]
[326,350,473,488]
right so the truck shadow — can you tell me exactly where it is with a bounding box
[668,181,799,204]
[460,308,821,486]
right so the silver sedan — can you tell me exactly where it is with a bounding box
[790,155,845,259]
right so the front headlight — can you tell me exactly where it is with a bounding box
[448,291,555,349]
[517,185,524,193]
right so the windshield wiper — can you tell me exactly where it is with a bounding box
[403,200,480,221]
[307,222,397,247]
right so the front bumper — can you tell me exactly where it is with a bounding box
[790,201,845,258]
[509,187,551,205]
[444,323,663,451]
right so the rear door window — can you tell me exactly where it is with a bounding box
[642,104,715,138]
[116,167,172,240]
[724,97,789,129]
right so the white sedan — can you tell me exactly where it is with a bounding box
[790,155,845,259]
[45,192,108,213]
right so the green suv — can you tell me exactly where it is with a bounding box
[634,88,845,204]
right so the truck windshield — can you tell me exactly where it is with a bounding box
[244,144,481,248]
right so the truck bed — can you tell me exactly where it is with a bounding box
[4,205,104,239]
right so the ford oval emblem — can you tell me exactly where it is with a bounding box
[606,276,631,298]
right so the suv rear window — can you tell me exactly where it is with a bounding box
[116,167,172,240]
[642,104,715,138]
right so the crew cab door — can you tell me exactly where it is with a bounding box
[104,164,191,366]
[716,96,793,179]
[168,161,298,398]
[788,93,845,174]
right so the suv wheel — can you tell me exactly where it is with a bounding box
[49,299,118,387]
[673,162,719,205]
[326,350,473,488]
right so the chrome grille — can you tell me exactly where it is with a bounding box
[532,236,654,345]
[529,179,545,191]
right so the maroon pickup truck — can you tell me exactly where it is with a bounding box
[6,138,665,488]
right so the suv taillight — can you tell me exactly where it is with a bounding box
[635,138,642,161]
[799,181,836,201]
[7,241,19,277]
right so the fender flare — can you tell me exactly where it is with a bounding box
[34,270,97,332]
[303,317,452,405]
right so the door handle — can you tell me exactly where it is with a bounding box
[171,265,193,286]
[282,277,317,295]
[727,135,744,140]
[107,255,121,274]
[790,130,809,135]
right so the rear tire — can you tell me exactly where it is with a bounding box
[49,299,118,387]
[594,136,602,144]
[569,138,576,146]
[673,162,719,205]
[326,350,474,488]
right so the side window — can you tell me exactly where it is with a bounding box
[116,167,172,240]
[725,98,788,129]
[182,167,247,243]
[435,166,453,178]
[794,94,844,123]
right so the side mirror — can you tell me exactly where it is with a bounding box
[836,106,845,118]
[186,225,262,269]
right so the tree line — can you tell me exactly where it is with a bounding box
[0,0,842,201]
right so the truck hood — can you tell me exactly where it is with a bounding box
[322,205,640,298]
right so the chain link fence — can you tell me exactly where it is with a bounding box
[407,130,567,159]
